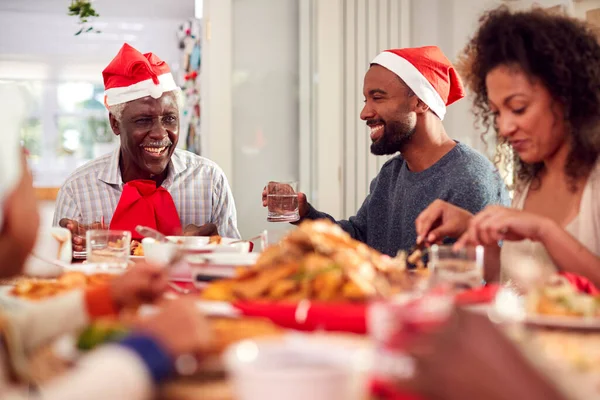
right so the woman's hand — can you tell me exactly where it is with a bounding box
[454,206,554,249]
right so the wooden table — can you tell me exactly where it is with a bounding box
[28,330,371,400]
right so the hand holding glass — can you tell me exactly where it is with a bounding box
[266,181,299,222]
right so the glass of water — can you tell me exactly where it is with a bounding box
[266,181,299,222]
[86,230,131,266]
[428,244,485,292]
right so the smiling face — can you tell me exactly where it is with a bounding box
[360,65,418,155]
[109,92,179,181]
[486,65,568,165]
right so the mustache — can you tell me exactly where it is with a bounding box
[366,119,385,127]
[139,139,173,147]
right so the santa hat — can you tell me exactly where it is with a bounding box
[103,43,179,107]
[370,46,465,120]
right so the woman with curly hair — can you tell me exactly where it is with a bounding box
[415,6,600,291]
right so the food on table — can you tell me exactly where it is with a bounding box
[201,220,426,303]
[526,275,600,317]
[529,329,600,374]
[77,319,130,350]
[396,243,427,270]
[208,317,283,354]
[75,316,282,354]
[130,240,143,256]
[10,272,115,301]
[209,235,222,245]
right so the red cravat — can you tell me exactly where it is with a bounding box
[109,179,182,240]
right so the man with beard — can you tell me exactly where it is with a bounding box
[263,46,508,256]
[54,44,240,252]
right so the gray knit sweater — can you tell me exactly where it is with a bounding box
[304,143,510,256]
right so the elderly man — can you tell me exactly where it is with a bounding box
[54,43,240,251]
[263,46,509,256]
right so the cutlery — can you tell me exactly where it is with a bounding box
[135,226,176,243]
[229,233,264,245]
[31,253,71,270]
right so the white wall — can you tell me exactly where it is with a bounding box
[231,0,300,237]
[411,0,503,158]
[202,0,300,238]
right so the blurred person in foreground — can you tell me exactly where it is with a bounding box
[54,43,240,253]
[262,46,508,256]
[416,7,600,290]
[395,308,568,400]
[1,154,212,400]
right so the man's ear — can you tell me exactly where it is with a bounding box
[415,98,430,115]
[109,113,120,136]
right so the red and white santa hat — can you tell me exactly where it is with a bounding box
[370,46,465,120]
[102,43,179,107]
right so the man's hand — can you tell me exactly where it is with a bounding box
[109,263,168,309]
[183,223,219,237]
[261,185,310,219]
[59,218,105,252]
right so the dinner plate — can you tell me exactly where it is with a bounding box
[0,286,33,310]
[524,314,600,330]
[137,300,240,319]
[63,263,130,275]
[188,253,259,282]
[73,251,86,260]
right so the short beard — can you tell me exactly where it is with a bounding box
[370,120,416,155]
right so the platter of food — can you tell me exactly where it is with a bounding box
[523,275,600,330]
[0,271,116,306]
[201,220,427,303]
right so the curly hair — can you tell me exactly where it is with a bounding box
[459,6,600,189]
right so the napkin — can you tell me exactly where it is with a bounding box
[369,379,423,400]
[232,285,499,334]
[233,301,368,334]
[560,272,599,295]
[110,180,182,240]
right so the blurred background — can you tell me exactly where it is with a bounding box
[1,0,599,238]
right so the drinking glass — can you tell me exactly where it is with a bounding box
[428,244,485,291]
[266,181,299,222]
[367,287,455,381]
[86,230,131,266]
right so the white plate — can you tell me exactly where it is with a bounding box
[188,253,259,267]
[525,314,600,330]
[73,253,143,261]
[167,236,251,253]
[188,253,258,281]
[63,263,129,275]
[138,300,240,318]
[0,286,33,310]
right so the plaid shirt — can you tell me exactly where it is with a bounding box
[52,149,240,239]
